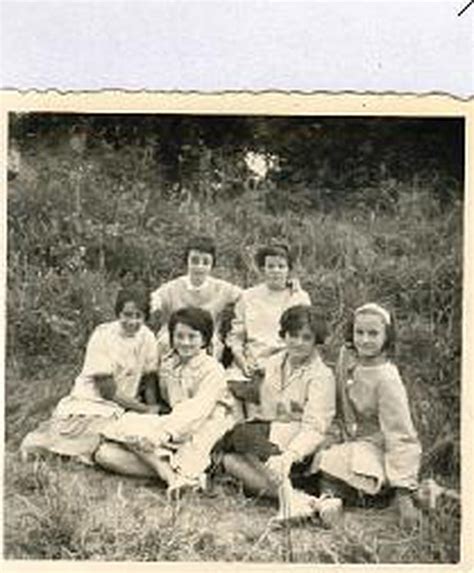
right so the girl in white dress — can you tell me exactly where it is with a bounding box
[226,242,311,417]
[21,288,159,465]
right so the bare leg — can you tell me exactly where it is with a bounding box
[132,448,206,498]
[222,453,278,498]
[95,441,179,487]
[131,448,178,486]
[94,442,156,477]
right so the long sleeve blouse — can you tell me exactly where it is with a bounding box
[259,350,336,461]
[158,350,231,442]
[150,275,242,358]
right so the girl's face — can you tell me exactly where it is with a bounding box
[353,312,386,361]
[284,324,315,363]
[173,322,205,361]
[263,255,289,291]
[118,301,145,337]
[187,249,214,286]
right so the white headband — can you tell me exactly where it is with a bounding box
[355,303,391,325]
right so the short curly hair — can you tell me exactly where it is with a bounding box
[114,287,150,321]
[279,304,328,344]
[344,306,396,356]
[183,236,217,267]
[168,306,214,349]
[254,242,293,270]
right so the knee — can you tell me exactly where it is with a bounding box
[94,441,155,477]
[94,442,119,470]
[222,452,244,475]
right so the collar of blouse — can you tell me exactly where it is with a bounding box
[185,275,210,292]
[275,350,319,391]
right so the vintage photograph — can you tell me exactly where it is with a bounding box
[3,102,465,564]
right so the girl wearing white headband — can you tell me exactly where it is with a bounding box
[312,302,422,530]
[355,302,391,325]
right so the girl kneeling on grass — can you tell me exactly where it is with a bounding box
[313,303,422,530]
[222,305,341,526]
[21,288,160,465]
[94,307,237,495]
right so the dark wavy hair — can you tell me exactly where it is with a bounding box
[344,307,396,356]
[114,287,150,321]
[279,304,328,344]
[168,306,214,349]
[254,242,293,270]
[183,236,217,267]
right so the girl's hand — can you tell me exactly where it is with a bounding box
[233,352,253,378]
[155,430,173,447]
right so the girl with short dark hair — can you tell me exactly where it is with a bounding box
[149,236,242,357]
[223,304,337,524]
[21,287,159,464]
[95,306,237,495]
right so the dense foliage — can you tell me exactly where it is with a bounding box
[7,113,463,483]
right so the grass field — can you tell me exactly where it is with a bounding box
[3,364,461,564]
[5,117,463,563]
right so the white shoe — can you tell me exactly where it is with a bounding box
[166,473,205,501]
[272,483,319,525]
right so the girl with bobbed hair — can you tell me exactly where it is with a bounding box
[21,287,160,464]
[95,307,237,495]
[149,236,242,357]
[223,305,339,525]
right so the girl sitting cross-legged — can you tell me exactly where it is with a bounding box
[221,304,341,525]
[313,303,422,530]
[94,306,237,496]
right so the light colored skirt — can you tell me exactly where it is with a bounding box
[21,395,124,465]
[313,439,386,495]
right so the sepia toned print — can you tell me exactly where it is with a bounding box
[1,92,472,571]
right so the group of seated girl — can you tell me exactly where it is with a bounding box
[21,236,421,530]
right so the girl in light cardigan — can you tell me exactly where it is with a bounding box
[314,303,422,530]
[150,236,242,358]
